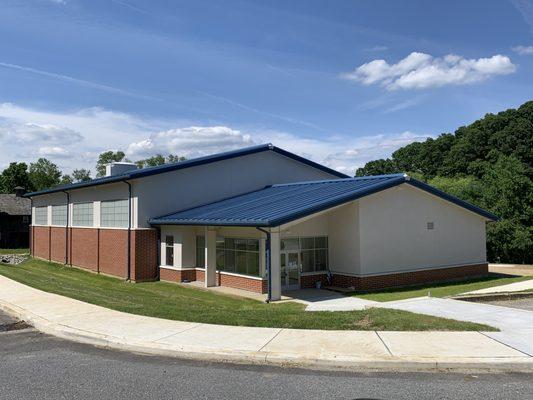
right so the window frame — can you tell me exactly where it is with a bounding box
[216,237,261,277]
[100,199,129,228]
[34,206,48,226]
[72,202,94,227]
[51,204,68,226]
[165,235,174,266]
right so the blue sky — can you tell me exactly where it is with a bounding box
[0,0,532,175]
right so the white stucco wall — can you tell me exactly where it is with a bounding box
[357,183,487,276]
[135,151,338,228]
[30,150,339,229]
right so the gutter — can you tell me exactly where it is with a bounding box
[123,180,132,281]
[256,227,272,303]
[62,190,70,264]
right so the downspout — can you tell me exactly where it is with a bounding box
[30,197,33,257]
[123,180,132,281]
[62,191,69,264]
[256,227,272,303]
[155,226,161,281]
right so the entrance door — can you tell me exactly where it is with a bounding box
[281,251,300,290]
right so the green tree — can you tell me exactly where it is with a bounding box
[29,158,62,191]
[96,151,126,177]
[60,175,73,185]
[136,154,186,169]
[135,154,166,169]
[167,154,186,163]
[355,159,399,176]
[72,168,91,182]
[0,162,32,193]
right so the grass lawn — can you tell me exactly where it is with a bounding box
[0,257,495,331]
[354,274,533,302]
[0,248,29,255]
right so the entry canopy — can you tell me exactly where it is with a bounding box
[149,173,498,227]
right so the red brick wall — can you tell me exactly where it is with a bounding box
[163,267,267,293]
[159,268,197,282]
[98,229,128,277]
[300,273,328,289]
[50,227,68,263]
[32,226,50,260]
[131,229,158,281]
[70,228,99,272]
[331,263,489,291]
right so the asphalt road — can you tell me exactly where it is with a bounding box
[0,312,532,400]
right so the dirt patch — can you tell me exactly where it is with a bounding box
[0,320,31,332]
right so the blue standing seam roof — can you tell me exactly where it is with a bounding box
[24,143,349,197]
[149,174,499,227]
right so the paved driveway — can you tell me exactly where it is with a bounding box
[378,297,533,356]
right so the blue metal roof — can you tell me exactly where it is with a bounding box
[25,144,349,197]
[149,174,498,227]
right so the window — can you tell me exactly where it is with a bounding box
[281,236,329,273]
[34,206,48,225]
[101,199,129,228]
[216,237,260,277]
[72,202,93,227]
[51,204,68,226]
[195,235,205,268]
[165,235,174,266]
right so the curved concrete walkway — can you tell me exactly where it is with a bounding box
[0,275,532,373]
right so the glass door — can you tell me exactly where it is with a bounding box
[281,251,300,290]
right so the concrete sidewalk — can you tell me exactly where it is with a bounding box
[376,296,533,357]
[465,279,533,295]
[0,275,532,373]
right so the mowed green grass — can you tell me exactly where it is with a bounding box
[0,248,29,255]
[354,274,533,302]
[0,258,496,331]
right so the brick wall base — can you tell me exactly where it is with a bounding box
[160,267,268,293]
[331,263,489,291]
[300,273,328,289]
[30,226,158,282]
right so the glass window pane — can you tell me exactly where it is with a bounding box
[300,237,314,250]
[281,238,299,251]
[315,249,328,271]
[196,235,205,268]
[100,199,129,228]
[225,250,235,272]
[34,207,48,225]
[247,239,259,252]
[301,250,315,272]
[51,204,67,226]
[247,252,259,276]
[216,249,225,270]
[166,247,174,266]
[72,202,93,227]
[216,237,224,249]
[236,251,247,274]
[315,236,327,249]
[235,239,247,251]
[165,235,173,247]
[225,238,235,250]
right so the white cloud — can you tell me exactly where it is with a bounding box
[512,45,533,55]
[0,103,431,175]
[364,45,388,52]
[127,126,254,158]
[342,52,516,90]
[38,146,71,158]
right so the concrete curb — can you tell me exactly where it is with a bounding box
[2,299,533,374]
[451,292,533,302]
